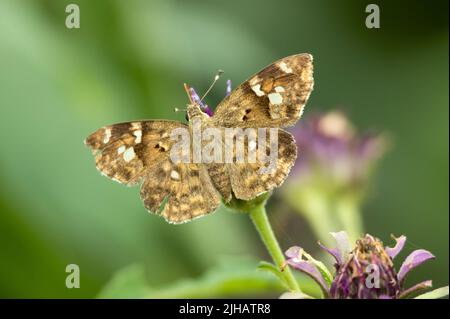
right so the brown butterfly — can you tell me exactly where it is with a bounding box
[84,54,314,224]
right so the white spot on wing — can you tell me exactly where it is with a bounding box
[268,92,283,105]
[249,140,257,151]
[251,84,265,97]
[170,170,180,180]
[103,128,112,143]
[123,147,135,162]
[249,76,260,86]
[117,145,126,154]
[275,86,285,92]
[278,61,293,73]
[133,130,142,143]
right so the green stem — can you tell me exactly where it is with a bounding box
[249,202,301,293]
[286,187,340,246]
[335,196,363,244]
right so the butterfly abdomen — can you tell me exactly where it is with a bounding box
[207,163,232,202]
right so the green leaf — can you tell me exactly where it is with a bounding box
[98,258,322,299]
[301,251,334,287]
[98,259,285,299]
[257,261,289,290]
[310,260,333,288]
[98,264,153,298]
[414,286,449,299]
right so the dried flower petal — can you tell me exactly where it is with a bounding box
[226,79,232,96]
[286,259,329,296]
[318,231,351,267]
[189,87,202,106]
[285,246,302,259]
[398,249,435,284]
[385,235,407,260]
[398,280,433,299]
[284,246,329,296]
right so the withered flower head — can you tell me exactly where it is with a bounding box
[329,234,400,298]
[288,111,387,191]
[285,231,438,299]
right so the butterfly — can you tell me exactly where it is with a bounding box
[84,54,314,224]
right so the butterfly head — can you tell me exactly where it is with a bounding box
[183,83,213,121]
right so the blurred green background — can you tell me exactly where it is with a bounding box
[0,0,448,298]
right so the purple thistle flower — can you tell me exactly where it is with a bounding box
[288,111,387,189]
[280,111,388,245]
[329,234,401,298]
[285,231,441,299]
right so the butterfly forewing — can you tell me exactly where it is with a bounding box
[85,120,185,185]
[211,53,313,128]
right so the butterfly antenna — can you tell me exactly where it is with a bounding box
[200,69,224,102]
[174,107,187,112]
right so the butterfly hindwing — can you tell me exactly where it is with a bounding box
[140,160,221,224]
[226,129,297,200]
[200,127,297,201]
[211,53,313,128]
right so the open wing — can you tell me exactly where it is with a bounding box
[210,53,314,128]
[84,120,221,223]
